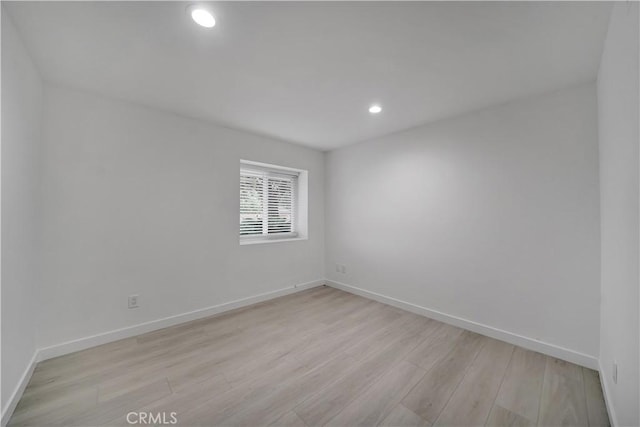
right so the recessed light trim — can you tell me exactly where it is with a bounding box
[369,104,382,114]
[188,5,216,28]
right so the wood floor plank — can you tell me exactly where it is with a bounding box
[8,384,98,426]
[405,322,464,372]
[494,346,546,423]
[32,337,137,373]
[326,361,426,427]
[212,353,358,426]
[546,356,584,382]
[294,318,430,426]
[434,338,514,426]
[175,350,348,425]
[26,329,231,397]
[344,312,438,361]
[224,349,293,388]
[7,287,610,427]
[26,338,141,389]
[538,357,589,427]
[583,368,610,427]
[104,372,233,426]
[94,326,270,402]
[167,370,230,395]
[64,379,170,426]
[378,404,430,427]
[401,330,486,424]
[270,411,309,427]
[320,295,379,325]
[486,404,534,427]
[12,381,97,420]
[173,355,311,426]
[290,304,403,369]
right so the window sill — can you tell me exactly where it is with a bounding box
[239,236,308,246]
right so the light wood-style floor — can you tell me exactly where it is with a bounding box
[9,286,609,427]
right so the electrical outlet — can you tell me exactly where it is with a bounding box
[612,361,618,384]
[341,265,347,274]
[128,295,139,309]
[336,264,341,273]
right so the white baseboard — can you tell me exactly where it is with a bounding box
[1,351,38,427]
[326,279,599,370]
[598,360,619,427]
[38,279,325,361]
[1,279,324,426]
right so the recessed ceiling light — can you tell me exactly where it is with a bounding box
[188,5,216,28]
[369,104,382,114]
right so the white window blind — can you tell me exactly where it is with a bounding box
[240,166,297,239]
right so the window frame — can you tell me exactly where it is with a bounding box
[239,160,303,244]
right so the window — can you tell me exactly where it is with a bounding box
[240,160,305,243]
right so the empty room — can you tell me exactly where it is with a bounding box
[2,1,638,426]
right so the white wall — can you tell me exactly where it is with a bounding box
[1,9,43,416]
[38,85,324,348]
[325,84,601,362]
[597,3,639,426]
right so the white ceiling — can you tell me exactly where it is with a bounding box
[5,1,612,150]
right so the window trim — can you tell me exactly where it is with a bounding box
[240,236,306,246]
[240,160,306,245]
